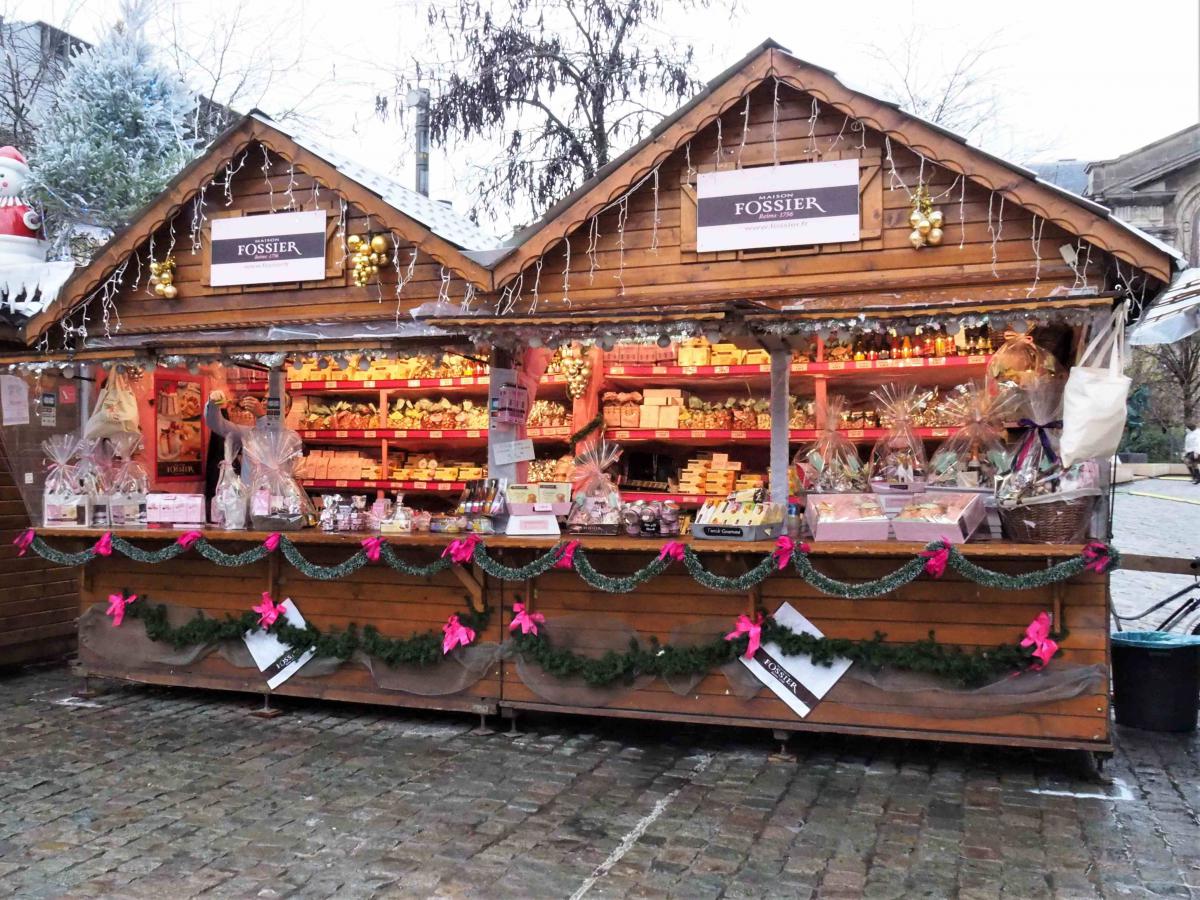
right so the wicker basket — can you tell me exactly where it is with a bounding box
[999,493,1096,544]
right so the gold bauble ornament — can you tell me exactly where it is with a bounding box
[369,252,379,264]
[159,271,173,285]
[909,229,925,249]
[150,262,161,275]
[163,284,178,299]
[369,265,378,274]
[154,283,168,297]
[917,218,932,235]
[347,234,363,250]
[370,235,387,253]
[929,210,944,228]
[908,208,923,228]
[927,227,944,246]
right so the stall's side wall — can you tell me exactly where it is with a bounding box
[502,81,1105,311]
[77,144,477,337]
[0,445,76,666]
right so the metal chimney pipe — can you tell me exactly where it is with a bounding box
[407,88,431,197]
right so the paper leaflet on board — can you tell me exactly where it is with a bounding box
[243,599,316,689]
[739,602,852,717]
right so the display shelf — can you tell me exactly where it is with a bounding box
[239,374,569,393]
[301,479,465,493]
[602,355,989,382]
[301,428,487,444]
[607,427,954,444]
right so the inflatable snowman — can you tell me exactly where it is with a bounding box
[0,146,44,262]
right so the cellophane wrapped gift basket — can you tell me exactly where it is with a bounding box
[792,395,868,492]
[994,377,1099,543]
[244,425,315,531]
[928,383,1020,489]
[567,441,623,535]
[869,384,931,491]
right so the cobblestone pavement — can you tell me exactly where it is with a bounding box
[1112,478,1200,631]
[0,666,1196,899]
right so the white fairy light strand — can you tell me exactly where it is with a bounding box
[713,115,723,168]
[221,150,248,206]
[1027,214,1045,297]
[561,237,572,306]
[650,167,661,254]
[586,216,600,284]
[189,183,208,254]
[806,97,820,156]
[989,194,1005,279]
[737,95,751,168]
[261,144,277,212]
[771,78,781,165]
[461,282,477,314]
[958,176,967,250]
[437,266,452,307]
[283,161,298,210]
[828,115,850,152]
[527,257,542,313]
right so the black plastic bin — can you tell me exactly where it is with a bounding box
[1111,632,1200,732]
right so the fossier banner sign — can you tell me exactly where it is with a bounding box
[695,159,860,252]
[210,209,327,286]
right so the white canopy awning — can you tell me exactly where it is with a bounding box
[1129,267,1200,345]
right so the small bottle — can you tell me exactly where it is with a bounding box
[901,335,914,359]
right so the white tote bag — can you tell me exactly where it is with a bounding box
[84,368,140,440]
[1060,305,1130,469]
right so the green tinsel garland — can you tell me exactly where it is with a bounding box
[512,618,1046,689]
[568,413,604,449]
[124,594,491,668]
[22,532,1115,598]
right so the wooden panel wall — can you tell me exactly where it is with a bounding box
[500,81,1108,313]
[499,552,1109,750]
[0,447,76,667]
[77,547,501,714]
[101,148,478,336]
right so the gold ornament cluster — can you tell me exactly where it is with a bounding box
[908,186,944,249]
[347,234,391,287]
[560,344,591,400]
[150,256,178,299]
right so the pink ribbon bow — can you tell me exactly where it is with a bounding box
[920,537,953,579]
[106,592,137,627]
[361,536,385,562]
[555,540,580,570]
[772,536,809,570]
[725,612,764,660]
[253,591,287,629]
[657,541,686,563]
[510,602,546,636]
[1082,541,1114,574]
[93,532,113,557]
[177,530,203,550]
[263,533,281,552]
[442,534,481,565]
[442,614,476,654]
[1020,611,1058,670]
[13,528,33,557]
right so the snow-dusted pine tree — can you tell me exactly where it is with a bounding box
[33,1,198,237]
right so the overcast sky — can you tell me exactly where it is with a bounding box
[17,0,1200,235]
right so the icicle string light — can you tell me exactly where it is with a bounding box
[1027,214,1045,297]
[189,184,208,255]
[586,216,600,284]
[561,236,572,306]
[461,282,477,314]
[649,168,661,254]
[737,95,751,168]
[261,144,277,213]
[685,141,695,185]
[437,266,452,307]
[528,257,543,313]
[829,115,850,151]
[283,161,298,210]
[714,115,724,168]
[958,176,967,250]
[771,78,781,165]
[990,195,1005,279]
[615,195,629,296]
[221,150,248,206]
[806,97,820,156]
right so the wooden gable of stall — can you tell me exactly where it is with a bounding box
[490,41,1176,318]
[23,113,495,346]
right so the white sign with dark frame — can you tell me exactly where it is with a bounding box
[210,209,328,286]
[696,159,861,252]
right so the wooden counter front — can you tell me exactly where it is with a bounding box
[49,528,1108,751]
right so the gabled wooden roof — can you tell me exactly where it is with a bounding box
[23,113,495,346]
[494,41,1179,285]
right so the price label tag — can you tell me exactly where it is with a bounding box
[394,430,407,438]
[303,430,316,438]
[714,365,730,374]
[363,430,376,438]
[731,430,747,439]
[929,358,945,367]
[289,381,302,390]
[494,438,535,465]
[682,366,697,375]
[854,361,870,369]
[615,430,630,439]
[363,380,376,388]
[413,481,427,490]
[969,355,985,364]
[365,481,378,488]
[691,430,707,437]
[828,362,845,370]
[429,430,443,439]
[439,378,452,386]
[467,430,481,438]
[933,429,949,437]
[407,379,420,387]
[847,429,864,438]
[793,363,808,373]
[335,480,348,488]
[335,429,348,438]
[610,366,625,375]
[652,366,667,374]
[654,430,669,438]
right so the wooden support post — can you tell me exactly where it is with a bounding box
[768,348,791,508]
[250,692,284,719]
[451,564,485,614]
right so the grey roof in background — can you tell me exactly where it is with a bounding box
[1028,160,1091,197]
[251,112,497,252]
